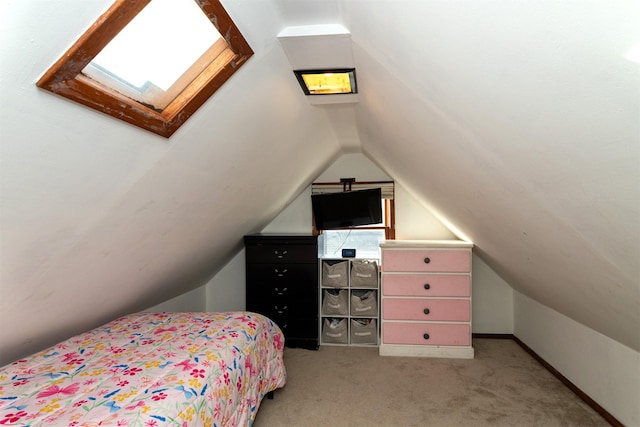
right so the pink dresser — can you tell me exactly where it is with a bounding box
[379,240,474,359]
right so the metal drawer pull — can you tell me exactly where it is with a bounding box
[275,305,288,314]
[274,268,288,277]
[423,257,431,264]
[423,333,430,340]
[274,287,288,295]
[274,250,288,258]
[423,283,431,290]
[423,308,430,315]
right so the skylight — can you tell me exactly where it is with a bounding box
[37,0,253,138]
[294,69,357,95]
[88,0,220,92]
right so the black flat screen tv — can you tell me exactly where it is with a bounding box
[311,188,383,230]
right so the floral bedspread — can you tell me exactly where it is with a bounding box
[0,311,286,426]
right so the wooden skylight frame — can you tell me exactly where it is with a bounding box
[37,0,253,138]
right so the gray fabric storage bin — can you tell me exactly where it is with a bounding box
[349,259,378,288]
[350,290,377,316]
[350,318,377,345]
[322,289,349,316]
[322,260,349,287]
[322,318,348,344]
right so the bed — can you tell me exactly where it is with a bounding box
[0,311,286,426]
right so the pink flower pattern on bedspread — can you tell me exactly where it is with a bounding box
[0,312,286,426]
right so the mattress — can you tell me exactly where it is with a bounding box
[0,311,286,426]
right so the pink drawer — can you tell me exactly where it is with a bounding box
[383,323,471,346]
[383,299,470,321]
[382,249,470,272]
[383,274,470,297]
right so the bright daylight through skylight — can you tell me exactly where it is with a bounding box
[86,0,221,92]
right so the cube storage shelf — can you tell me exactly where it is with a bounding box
[319,258,380,346]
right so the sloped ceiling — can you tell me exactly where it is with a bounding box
[274,0,640,351]
[0,0,638,365]
[347,0,640,351]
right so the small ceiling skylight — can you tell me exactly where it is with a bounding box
[294,69,357,95]
[37,0,253,138]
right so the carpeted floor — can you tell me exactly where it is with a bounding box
[254,339,608,427]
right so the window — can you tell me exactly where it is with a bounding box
[319,229,387,259]
[37,0,253,138]
[312,181,395,258]
[83,0,224,111]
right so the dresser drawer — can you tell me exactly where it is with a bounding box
[247,273,318,311]
[247,285,316,304]
[383,298,470,321]
[383,274,470,297]
[247,286,317,312]
[249,301,317,320]
[383,323,470,346]
[246,244,317,263]
[246,264,317,296]
[382,249,470,272]
[273,315,319,340]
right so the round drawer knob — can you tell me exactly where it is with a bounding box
[423,333,430,340]
[423,283,431,290]
[423,308,430,315]
[423,257,431,264]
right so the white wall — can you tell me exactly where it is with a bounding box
[514,291,640,426]
[472,254,513,334]
[147,286,206,312]
[204,251,247,313]
[260,186,315,234]
[146,250,247,314]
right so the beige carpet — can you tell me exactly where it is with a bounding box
[254,339,608,427]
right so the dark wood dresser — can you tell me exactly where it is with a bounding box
[244,234,319,349]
